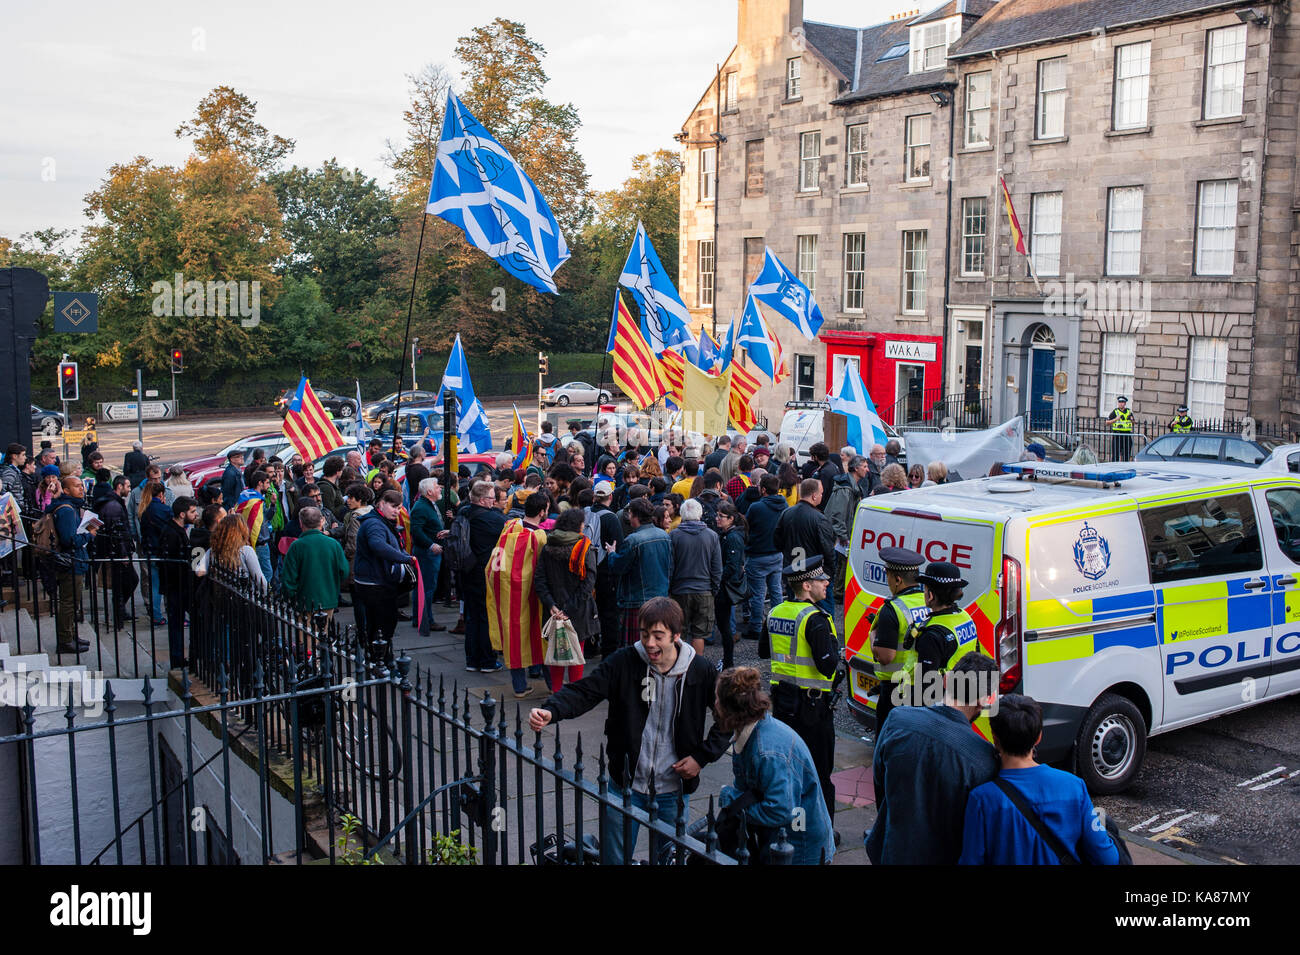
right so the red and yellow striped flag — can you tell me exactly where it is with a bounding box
[658,348,686,405]
[1000,176,1026,256]
[728,360,762,433]
[486,518,547,669]
[606,290,668,410]
[281,376,343,463]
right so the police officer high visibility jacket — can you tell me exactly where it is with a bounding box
[1109,408,1133,432]
[899,607,983,691]
[873,590,928,684]
[1171,415,1193,433]
[767,601,839,692]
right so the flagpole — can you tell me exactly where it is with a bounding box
[597,291,614,421]
[392,206,429,458]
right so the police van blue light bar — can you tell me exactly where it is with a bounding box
[1001,462,1138,483]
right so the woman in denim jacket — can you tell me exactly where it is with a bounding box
[716,667,835,865]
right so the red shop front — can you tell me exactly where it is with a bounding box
[821,331,944,427]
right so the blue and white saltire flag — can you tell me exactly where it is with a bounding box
[619,221,694,355]
[433,334,494,454]
[828,361,888,455]
[749,247,825,339]
[427,91,570,294]
[354,379,374,454]
[736,294,781,381]
[694,328,722,373]
[717,315,738,372]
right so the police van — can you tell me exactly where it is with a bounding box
[844,451,1300,793]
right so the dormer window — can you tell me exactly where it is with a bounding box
[910,16,961,73]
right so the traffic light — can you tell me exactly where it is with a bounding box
[171,349,183,374]
[538,352,549,375]
[59,362,79,401]
[415,347,424,359]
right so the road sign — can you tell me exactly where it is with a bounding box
[53,292,98,333]
[145,389,159,397]
[62,429,88,444]
[98,401,176,422]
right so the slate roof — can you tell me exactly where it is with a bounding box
[913,0,1001,27]
[949,0,1246,58]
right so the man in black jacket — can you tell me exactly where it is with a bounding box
[92,475,139,629]
[462,480,507,672]
[123,441,151,489]
[158,496,197,669]
[529,596,729,865]
[775,479,837,615]
[805,443,841,510]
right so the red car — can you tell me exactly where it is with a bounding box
[180,433,296,491]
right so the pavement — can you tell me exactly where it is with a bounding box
[336,597,1187,866]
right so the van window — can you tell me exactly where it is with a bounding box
[1139,493,1262,584]
[1265,488,1300,564]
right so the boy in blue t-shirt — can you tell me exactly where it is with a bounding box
[959,694,1121,865]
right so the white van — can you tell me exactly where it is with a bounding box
[844,454,1300,793]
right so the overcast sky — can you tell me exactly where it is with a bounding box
[2,0,908,242]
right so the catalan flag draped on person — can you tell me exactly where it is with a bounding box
[233,487,266,551]
[510,405,533,471]
[281,377,344,463]
[485,517,547,672]
[606,289,668,410]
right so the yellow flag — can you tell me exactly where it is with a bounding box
[683,363,731,436]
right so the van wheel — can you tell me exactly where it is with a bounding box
[1074,693,1146,795]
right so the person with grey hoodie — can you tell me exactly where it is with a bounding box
[669,498,722,655]
[529,596,729,865]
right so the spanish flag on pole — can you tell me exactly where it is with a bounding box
[606,288,667,410]
[1000,175,1041,292]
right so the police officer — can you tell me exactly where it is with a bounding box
[1170,405,1193,434]
[895,561,985,708]
[760,555,841,827]
[1107,395,1134,461]
[868,547,927,733]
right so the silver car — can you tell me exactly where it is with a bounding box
[541,382,612,407]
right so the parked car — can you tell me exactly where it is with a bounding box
[428,454,499,481]
[541,382,611,407]
[180,433,294,488]
[374,407,444,452]
[1135,431,1286,468]
[362,390,440,423]
[275,387,359,419]
[31,405,66,435]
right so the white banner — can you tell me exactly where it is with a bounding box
[903,416,1025,482]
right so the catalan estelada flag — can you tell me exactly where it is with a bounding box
[658,347,686,405]
[606,289,667,410]
[1000,176,1026,256]
[509,404,533,471]
[485,518,547,669]
[281,377,343,463]
[728,360,762,433]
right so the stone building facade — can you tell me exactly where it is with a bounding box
[679,0,1300,438]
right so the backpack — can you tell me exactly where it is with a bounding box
[582,507,607,564]
[32,503,75,570]
[444,510,476,577]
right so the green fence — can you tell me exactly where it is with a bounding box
[32,353,613,414]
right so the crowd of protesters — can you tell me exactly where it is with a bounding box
[0,417,1118,867]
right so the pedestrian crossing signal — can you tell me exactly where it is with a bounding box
[59,362,79,401]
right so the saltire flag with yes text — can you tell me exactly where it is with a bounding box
[427,91,569,294]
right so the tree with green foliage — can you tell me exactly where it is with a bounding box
[271,161,399,312]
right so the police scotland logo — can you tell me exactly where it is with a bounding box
[1072,522,1111,581]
